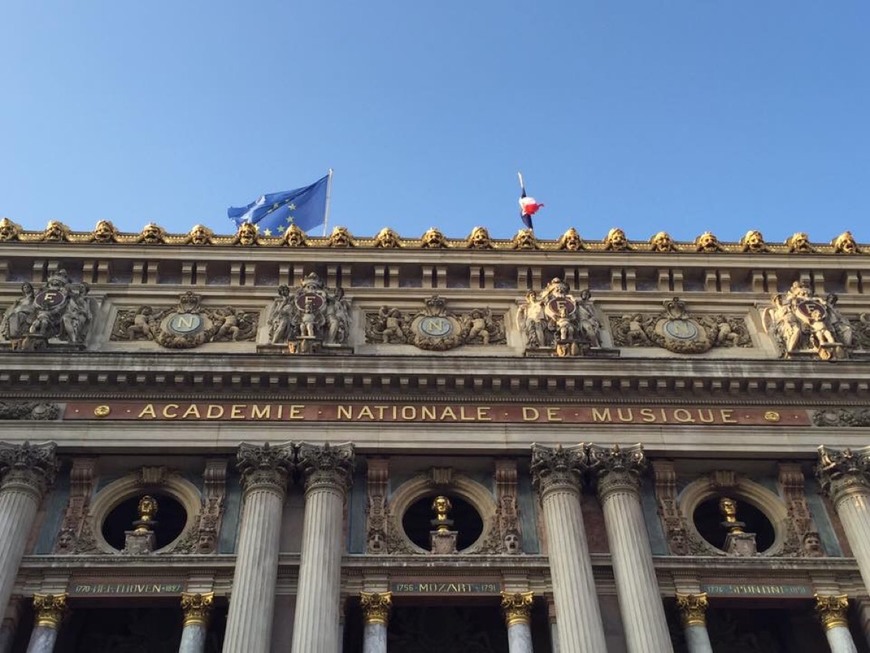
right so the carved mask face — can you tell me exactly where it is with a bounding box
[606,228,628,250]
[503,532,521,554]
[368,530,386,553]
[560,228,582,251]
[189,225,211,245]
[376,228,400,248]
[803,533,822,556]
[140,223,164,244]
[93,220,116,243]
[696,232,720,252]
[670,530,689,555]
[514,229,536,249]
[650,232,674,252]
[284,225,306,246]
[788,232,811,252]
[237,223,258,246]
[329,227,351,247]
[0,218,20,242]
[56,529,76,552]
[44,221,68,241]
[834,231,858,254]
[196,532,216,553]
[422,228,446,248]
[469,227,491,248]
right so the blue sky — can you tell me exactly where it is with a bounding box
[1,1,868,243]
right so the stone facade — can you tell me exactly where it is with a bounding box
[1,222,870,651]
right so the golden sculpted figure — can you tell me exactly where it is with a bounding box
[327,226,355,247]
[832,230,860,254]
[186,224,214,246]
[649,231,677,252]
[421,227,448,248]
[695,231,724,253]
[91,220,119,244]
[603,227,631,251]
[0,217,23,242]
[135,495,159,533]
[431,495,453,532]
[283,223,308,247]
[233,221,259,246]
[786,231,814,253]
[42,220,71,242]
[374,227,402,248]
[719,497,744,534]
[739,230,768,253]
[137,223,167,244]
[557,227,584,251]
[511,228,538,250]
[466,226,493,249]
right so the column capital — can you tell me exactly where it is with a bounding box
[359,591,392,625]
[236,442,295,496]
[815,593,850,631]
[817,446,870,505]
[501,591,534,627]
[181,591,214,627]
[0,442,59,499]
[32,593,67,629]
[530,444,584,498]
[587,443,647,501]
[297,442,355,494]
[675,592,708,628]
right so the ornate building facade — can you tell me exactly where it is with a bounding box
[1,218,870,652]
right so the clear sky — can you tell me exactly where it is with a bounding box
[1,1,868,243]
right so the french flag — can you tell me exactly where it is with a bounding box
[518,172,544,230]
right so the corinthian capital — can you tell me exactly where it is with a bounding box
[297,442,355,493]
[530,444,585,498]
[360,591,392,625]
[816,445,870,504]
[236,442,295,495]
[675,592,708,627]
[501,591,534,627]
[815,594,849,631]
[181,591,214,627]
[0,441,59,498]
[32,593,67,629]
[587,443,647,500]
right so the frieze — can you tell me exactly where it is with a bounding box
[70,582,184,596]
[365,296,505,351]
[65,401,811,426]
[0,402,60,420]
[701,583,812,597]
[390,581,501,594]
[609,297,751,353]
[813,408,870,427]
[111,292,258,349]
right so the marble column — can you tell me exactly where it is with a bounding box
[179,592,214,653]
[222,442,295,653]
[291,442,355,653]
[817,447,870,597]
[546,598,560,653]
[26,594,66,653]
[530,444,607,652]
[0,443,58,618]
[359,592,391,653]
[816,594,858,653]
[0,598,22,653]
[675,593,712,653]
[501,591,534,653]
[588,444,673,653]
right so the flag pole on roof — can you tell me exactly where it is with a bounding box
[322,168,334,237]
[517,171,544,231]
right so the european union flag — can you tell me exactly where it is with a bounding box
[228,174,329,235]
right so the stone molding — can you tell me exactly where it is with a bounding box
[0,441,58,499]
[817,445,870,506]
[359,591,392,625]
[237,442,295,496]
[500,591,534,626]
[0,402,59,421]
[815,593,850,631]
[181,591,214,627]
[32,593,67,629]
[675,592,708,628]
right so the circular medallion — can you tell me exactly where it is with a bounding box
[94,405,111,418]
[295,293,325,311]
[34,289,68,310]
[663,319,698,340]
[419,316,453,337]
[764,411,781,422]
[167,313,204,335]
[546,298,576,318]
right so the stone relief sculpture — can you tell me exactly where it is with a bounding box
[694,231,724,253]
[136,223,167,244]
[466,226,494,249]
[785,232,814,254]
[511,228,539,250]
[761,281,855,360]
[184,224,214,246]
[0,217,23,242]
[515,278,603,357]
[420,227,448,249]
[610,297,751,354]
[365,296,505,351]
[41,220,71,242]
[266,273,351,353]
[603,228,631,251]
[90,220,120,243]
[374,227,402,248]
[649,231,677,252]
[831,230,860,254]
[556,227,584,251]
[0,270,95,350]
[232,221,259,246]
[739,229,769,253]
[327,226,355,247]
[111,292,258,349]
[282,223,308,246]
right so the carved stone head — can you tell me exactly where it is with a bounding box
[421,227,448,249]
[604,228,630,251]
[138,223,166,244]
[503,530,521,555]
[234,221,259,246]
[557,227,584,251]
[283,224,308,247]
[0,217,22,242]
[832,231,859,254]
[649,231,677,252]
[374,227,401,248]
[92,220,119,243]
[695,231,723,253]
[740,230,768,253]
[55,528,76,553]
[801,531,824,557]
[669,528,690,556]
[42,220,71,242]
[328,226,355,247]
[187,224,214,246]
[466,226,493,249]
[786,232,814,253]
[196,531,217,554]
[511,228,538,250]
[367,529,387,554]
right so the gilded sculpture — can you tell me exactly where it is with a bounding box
[111,292,258,349]
[282,223,308,247]
[556,227,584,251]
[267,273,351,352]
[90,220,119,243]
[832,230,860,254]
[232,221,259,246]
[466,226,493,249]
[185,224,214,246]
[137,222,167,244]
[694,231,724,253]
[516,279,602,356]
[511,228,538,250]
[41,220,71,242]
[649,231,677,252]
[762,281,854,360]
[420,227,448,248]
[603,227,631,251]
[327,226,355,247]
[374,227,402,248]
[739,229,769,253]
[786,231,814,254]
[0,217,23,242]
[365,296,505,351]
[0,270,94,350]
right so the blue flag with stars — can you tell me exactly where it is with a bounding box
[228,174,329,235]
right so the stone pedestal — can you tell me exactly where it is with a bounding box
[676,593,713,653]
[291,443,355,653]
[816,594,858,653]
[180,592,213,653]
[588,444,673,653]
[501,592,534,653]
[222,442,294,653]
[430,530,457,554]
[0,443,58,618]
[123,530,155,555]
[26,594,66,653]
[723,531,757,557]
[360,592,391,653]
[817,447,870,596]
[530,445,607,652]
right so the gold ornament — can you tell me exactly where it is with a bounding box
[360,591,392,625]
[501,591,534,626]
[815,594,849,631]
[675,592,708,627]
[181,592,214,627]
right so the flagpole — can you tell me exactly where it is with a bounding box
[322,168,334,237]
[517,171,525,195]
